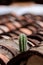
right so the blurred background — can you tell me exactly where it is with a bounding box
[0,0,43,5]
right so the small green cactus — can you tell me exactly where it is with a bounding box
[19,33,27,52]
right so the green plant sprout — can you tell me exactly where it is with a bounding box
[19,33,27,52]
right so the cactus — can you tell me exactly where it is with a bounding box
[19,33,27,52]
